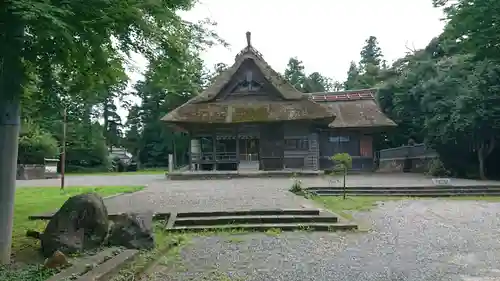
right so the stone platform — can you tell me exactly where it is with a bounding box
[167,169,322,180]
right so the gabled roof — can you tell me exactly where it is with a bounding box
[162,32,335,124]
[190,32,304,103]
[309,89,397,128]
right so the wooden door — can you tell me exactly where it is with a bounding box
[259,123,284,170]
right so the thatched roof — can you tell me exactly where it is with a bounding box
[190,48,304,103]
[161,100,335,124]
[309,89,397,128]
[161,32,335,124]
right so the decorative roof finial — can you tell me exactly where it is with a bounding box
[246,31,251,47]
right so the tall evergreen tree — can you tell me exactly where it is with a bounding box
[284,57,307,92]
[304,72,332,93]
[359,36,383,70]
[344,61,361,90]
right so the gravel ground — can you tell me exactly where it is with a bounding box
[146,199,500,281]
[102,178,310,214]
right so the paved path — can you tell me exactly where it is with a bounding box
[146,199,500,281]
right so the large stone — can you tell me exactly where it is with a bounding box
[40,192,109,257]
[108,212,155,250]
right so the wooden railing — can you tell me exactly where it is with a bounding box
[191,152,238,163]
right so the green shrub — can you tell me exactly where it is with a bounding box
[289,176,303,194]
[330,153,353,199]
[331,153,353,170]
[18,121,59,164]
[427,158,450,177]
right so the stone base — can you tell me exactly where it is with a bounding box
[377,157,435,173]
[167,169,322,180]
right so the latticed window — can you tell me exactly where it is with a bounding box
[284,138,309,150]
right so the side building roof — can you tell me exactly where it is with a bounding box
[308,88,397,129]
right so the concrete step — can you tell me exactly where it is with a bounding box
[168,170,321,180]
[174,215,338,226]
[309,188,500,194]
[307,185,500,191]
[166,222,358,232]
[312,191,500,197]
[176,209,320,218]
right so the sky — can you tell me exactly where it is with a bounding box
[121,0,446,119]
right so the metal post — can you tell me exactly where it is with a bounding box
[60,108,67,190]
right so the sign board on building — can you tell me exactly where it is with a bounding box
[329,136,350,143]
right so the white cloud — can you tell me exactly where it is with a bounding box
[183,0,446,81]
[118,0,446,120]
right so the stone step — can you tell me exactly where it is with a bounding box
[168,170,321,180]
[174,214,338,227]
[166,222,358,232]
[307,185,500,191]
[309,188,500,194]
[176,209,320,218]
[312,191,500,197]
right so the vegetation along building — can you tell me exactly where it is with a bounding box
[161,32,396,171]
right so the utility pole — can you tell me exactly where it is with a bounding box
[60,107,67,190]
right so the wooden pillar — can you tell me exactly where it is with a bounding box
[212,133,216,171]
[235,127,240,169]
[188,131,192,171]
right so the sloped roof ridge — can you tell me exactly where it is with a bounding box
[189,32,304,103]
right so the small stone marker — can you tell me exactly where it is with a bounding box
[432,178,451,186]
[329,178,341,187]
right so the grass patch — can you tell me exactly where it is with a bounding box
[0,264,58,281]
[110,224,190,281]
[314,195,500,221]
[12,185,144,261]
[111,225,257,280]
[313,196,409,221]
[264,228,282,236]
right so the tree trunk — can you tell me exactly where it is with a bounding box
[103,98,111,152]
[478,147,486,180]
[0,10,25,264]
[477,138,496,181]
